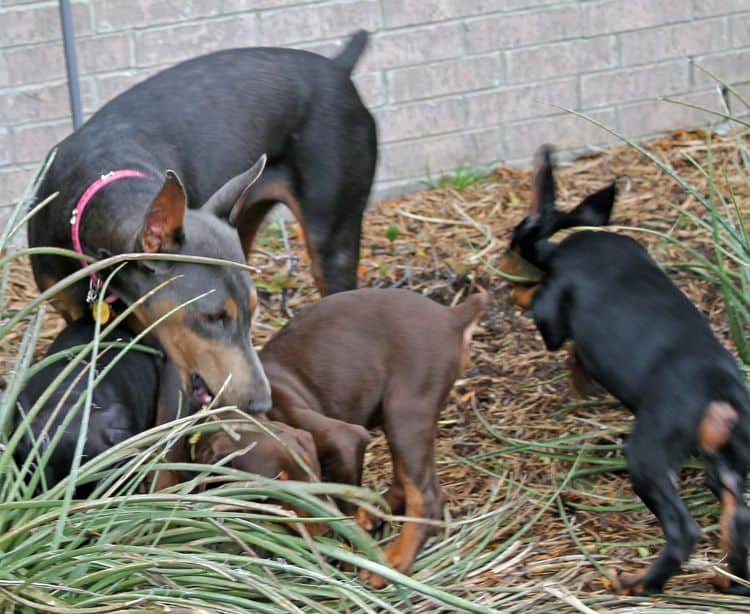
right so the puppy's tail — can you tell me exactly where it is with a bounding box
[333,30,369,74]
[451,288,490,372]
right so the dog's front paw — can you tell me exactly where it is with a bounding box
[611,571,660,596]
[358,568,387,589]
[354,507,379,532]
[711,573,750,596]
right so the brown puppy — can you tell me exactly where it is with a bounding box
[261,287,490,587]
[192,419,326,535]
[192,420,321,482]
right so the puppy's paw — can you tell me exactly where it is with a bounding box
[711,573,750,596]
[354,507,379,532]
[358,568,387,589]
[611,571,658,596]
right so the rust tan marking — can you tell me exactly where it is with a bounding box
[139,299,258,410]
[124,312,148,336]
[612,572,647,596]
[224,297,238,321]
[234,178,327,295]
[565,345,602,398]
[711,573,732,591]
[497,248,527,279]
[699,401,738,454]
[40,273,85,322]
[354,507,377,532]
[511,284,538,310]
[356,481,406,534]
[152,391,190,490]
[248,285,258,317]
[720,488,737,563]
[360,471,426,589]
[39,273,57,292]
[277,195,327,296]
[498,247,544,281]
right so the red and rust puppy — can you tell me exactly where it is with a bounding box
[260,287,490,587]
[502,145,750,596]
[192,420,321,483]
[192,419,327,535]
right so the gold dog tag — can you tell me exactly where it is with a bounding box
[91,300,111,324]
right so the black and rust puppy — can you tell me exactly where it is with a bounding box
[13,318,160,497]
[501,145,750,596]
[260,288,490,587]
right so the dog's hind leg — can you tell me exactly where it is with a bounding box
[701,402,750,594]
[614,417,701,596]
[711,466,750,595]
[294,107,376,295]
[296,172,369,296]
[358,399,442,588]
[532,279,570,352]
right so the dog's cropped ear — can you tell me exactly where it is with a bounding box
[530,144,556,220]
[140,170,186,253]
[202,154,267,219]
[566,181,617,228]
[507,144,557,256]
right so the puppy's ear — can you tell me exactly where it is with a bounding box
[530,144,556,219]
[202,154,267,220]
[140,170,186,253]
[567,181,617,228]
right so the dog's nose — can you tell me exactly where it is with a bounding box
[248,393,272,413]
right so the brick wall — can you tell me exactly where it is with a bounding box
[2,0,750,209]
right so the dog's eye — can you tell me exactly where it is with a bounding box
[206,310,231,327]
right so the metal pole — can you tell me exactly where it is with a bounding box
[58,0,84,129]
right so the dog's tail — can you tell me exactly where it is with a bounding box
[450,288,490,372]
[333,30,369,74]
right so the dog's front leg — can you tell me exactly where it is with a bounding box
[154,359,192,490]
[532,279,570,351]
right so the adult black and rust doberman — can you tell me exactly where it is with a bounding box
[28,31,377,417]
[501,145,750,595]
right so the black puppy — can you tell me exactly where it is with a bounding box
[501,145,750,596]
[13,318,159,496]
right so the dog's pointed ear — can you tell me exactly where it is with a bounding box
[140,170,186,253]
[530,144,556,219]
[567,180,617,227]
[202,154,267,221]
